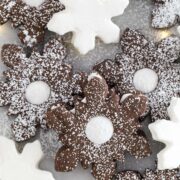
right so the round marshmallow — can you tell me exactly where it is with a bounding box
[25,81,51,105]
[85,116,114,145]
[120,93,132,103]
[22,0,45,7]
[133,68,158,93]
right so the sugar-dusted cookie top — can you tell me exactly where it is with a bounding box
[0,0,64,47]
[115,169,180,180]
[48,0,129,54]
[152,0,180,28]
[46,73,151,180]
[0,38,86,141]
[94,28,180,121]
[115,171,141,180]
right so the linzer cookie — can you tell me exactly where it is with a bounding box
[94,28,180,121]
[115,169,180,180]
[46,73,151,180]
[0,0,64,47]
[0,38,86,142]
[152,0,180,28]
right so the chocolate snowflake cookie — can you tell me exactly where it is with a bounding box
[0,38,86,142]
[0,0,64,47]
[152,0,180,28]
[94,28,180,121]
[115,169,180,180]
[46,73,151,180]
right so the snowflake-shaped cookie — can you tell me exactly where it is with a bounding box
[0,136,55,180]
[47,0,129,54]
[0,0,64,47]
[94,28,180,121]
[46,73,151,179]
[115,169,180,180]
[149,97,180,170]
[152,0,180,28]
[0,38,86,142]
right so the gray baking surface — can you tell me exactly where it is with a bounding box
[0,0,179,179]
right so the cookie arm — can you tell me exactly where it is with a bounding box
[55,146,79,171]
[152,1,178,28]
[12,114,37,142]
[21,141,43,166]
[29,170,55,180]
[0,82,10,106]
[0,0,15,24]
[103,0,129,17]
[72,30,96,54]
[157,36,180,63]
[71,72,87,95]
[43,38,67,62]
[39,0,65,24]
[84,73,109,107]
[121,94,148,119]
[1,44,25,67]
[46,103,75,133]
[144,169,179,179]
[18,27,45,47]
[115,171,141,180]
[93,59,122,88]
[149,120,178,143]
[98,21,120,44]
[92,161,116,180]
[126,134,151,158]
[120,28,148,58]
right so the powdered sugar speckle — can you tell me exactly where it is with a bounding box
[152,0,180,28]
[0,38,85,141]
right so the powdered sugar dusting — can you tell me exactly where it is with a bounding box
[0,38,85,142]
[152,0,180,28]
[115,169,180,179]
[47,75,150,179]
[94,29,180,121]
[0,0,64,47]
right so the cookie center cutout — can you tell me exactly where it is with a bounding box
[133,68,158,93]
[85,116,114,145]
[25,81,51,105]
